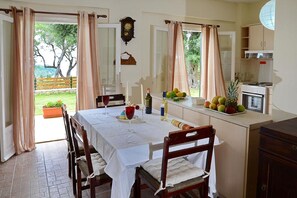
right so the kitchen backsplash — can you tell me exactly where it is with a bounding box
[239,59,273,83]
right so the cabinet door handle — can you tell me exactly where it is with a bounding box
[292,145,297,151]
[261,184,267,191]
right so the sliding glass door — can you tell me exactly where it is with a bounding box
[0,14,15,162]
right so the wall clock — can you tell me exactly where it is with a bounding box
[120,17,136,45]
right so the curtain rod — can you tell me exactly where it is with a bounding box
[0,8,107,19]
[165,20,220,28]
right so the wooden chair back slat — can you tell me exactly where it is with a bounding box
[160,125,215,189]
[96,94,125,108]
[62,105,74,151]
[70,116,94,175]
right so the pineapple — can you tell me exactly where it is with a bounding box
[225,80,239,113]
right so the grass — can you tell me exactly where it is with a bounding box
[35,92,76,115]
[190,88,200,97]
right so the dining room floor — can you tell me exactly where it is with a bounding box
[0,140,156,198]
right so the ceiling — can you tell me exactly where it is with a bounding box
[222,0,261,2]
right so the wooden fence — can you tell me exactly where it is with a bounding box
[35,77,77,90]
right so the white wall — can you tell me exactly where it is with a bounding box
[272,0,297,119]
[0,0,239,103]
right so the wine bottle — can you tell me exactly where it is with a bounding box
[160,91,168,121]
[145,88,152,114]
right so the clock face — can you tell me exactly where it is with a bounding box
[124,23,132,31]
[120,17,135,45]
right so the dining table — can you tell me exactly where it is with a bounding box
[74,106,219,198]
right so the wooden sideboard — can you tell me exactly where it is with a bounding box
[152,94,273,198]
[257,117,297,198]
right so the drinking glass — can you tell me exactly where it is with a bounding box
[102,95,110,115]
[125,106,135,132]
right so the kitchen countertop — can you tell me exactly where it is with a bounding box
[152,93,273,129]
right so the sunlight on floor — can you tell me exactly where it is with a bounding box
[35,111,75,143]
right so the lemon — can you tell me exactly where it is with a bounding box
[166,91,171,98]
[173,88,179,93]
[176,92,183,97]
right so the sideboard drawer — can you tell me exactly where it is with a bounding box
[260,135,297,162]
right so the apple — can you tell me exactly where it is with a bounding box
[218,97,226,105]
[225,106,237,114]
[204,101,211,108]
[209,103,217,110]
[237,104,245,112]
[211,96,220,104]
[218,105,225,112]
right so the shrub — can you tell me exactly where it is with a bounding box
[44,100,63,108]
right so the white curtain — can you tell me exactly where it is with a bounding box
[76,12,101,110]
[201,26,226,100]
[167,22,190,95]
[12,7,36,154]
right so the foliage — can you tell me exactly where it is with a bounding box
[34,23,77,77]
[35,92,76,115]
[183,31,202,91]
[43,100,63,108]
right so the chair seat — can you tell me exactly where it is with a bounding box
[142,157,204,187]
[77,153,107,177]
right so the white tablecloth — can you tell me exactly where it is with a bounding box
[75,107,218,198]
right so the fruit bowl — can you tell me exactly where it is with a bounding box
[204,107,246,116]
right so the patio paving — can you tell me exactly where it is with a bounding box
[35,111,75,143]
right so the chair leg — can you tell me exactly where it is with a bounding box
[71,153,77,195]
[67,151,71,178]
[203,182,209,198]
[76,166,82,198]
[134,167,141,198]
[90,179,96,198]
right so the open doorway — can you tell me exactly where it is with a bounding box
[34,22,77,143]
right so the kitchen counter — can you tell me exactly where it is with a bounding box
[151,93,273,130]
[151,93,273,198]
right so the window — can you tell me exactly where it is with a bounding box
[183,30,202,97]
[153,25,235,96]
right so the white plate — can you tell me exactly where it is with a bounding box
[116,115,139,122]
[204,108,246,116]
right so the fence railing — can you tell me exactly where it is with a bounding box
[34,77,77,90]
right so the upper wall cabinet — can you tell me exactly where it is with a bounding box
[249,24,274,51]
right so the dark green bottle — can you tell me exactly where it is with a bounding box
[145,88,152,114]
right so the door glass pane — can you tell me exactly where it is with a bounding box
[219,34,232,82]
[98,28,116,94]
[3,20,13,126]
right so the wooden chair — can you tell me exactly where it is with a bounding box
[134,125,216,198]
[96,94,125,108]
[70,116,112,198]
[61,105,97,195]
[61,104,77,195]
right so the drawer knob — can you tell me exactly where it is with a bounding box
[261,184,267,191]
[292,145,297,151]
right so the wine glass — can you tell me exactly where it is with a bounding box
[125,106,135,132]
[102,95,110,115]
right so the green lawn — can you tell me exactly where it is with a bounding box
[35,92,76,115]
[190,88,200,97]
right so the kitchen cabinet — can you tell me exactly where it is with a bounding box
[183,108,209,126]
[241,26,249,58]
[152,93,273,198]
[249,24,274,51]
[257,118,297,198]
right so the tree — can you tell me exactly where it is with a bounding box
[34,23,77,77]
[183,31,202,88]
